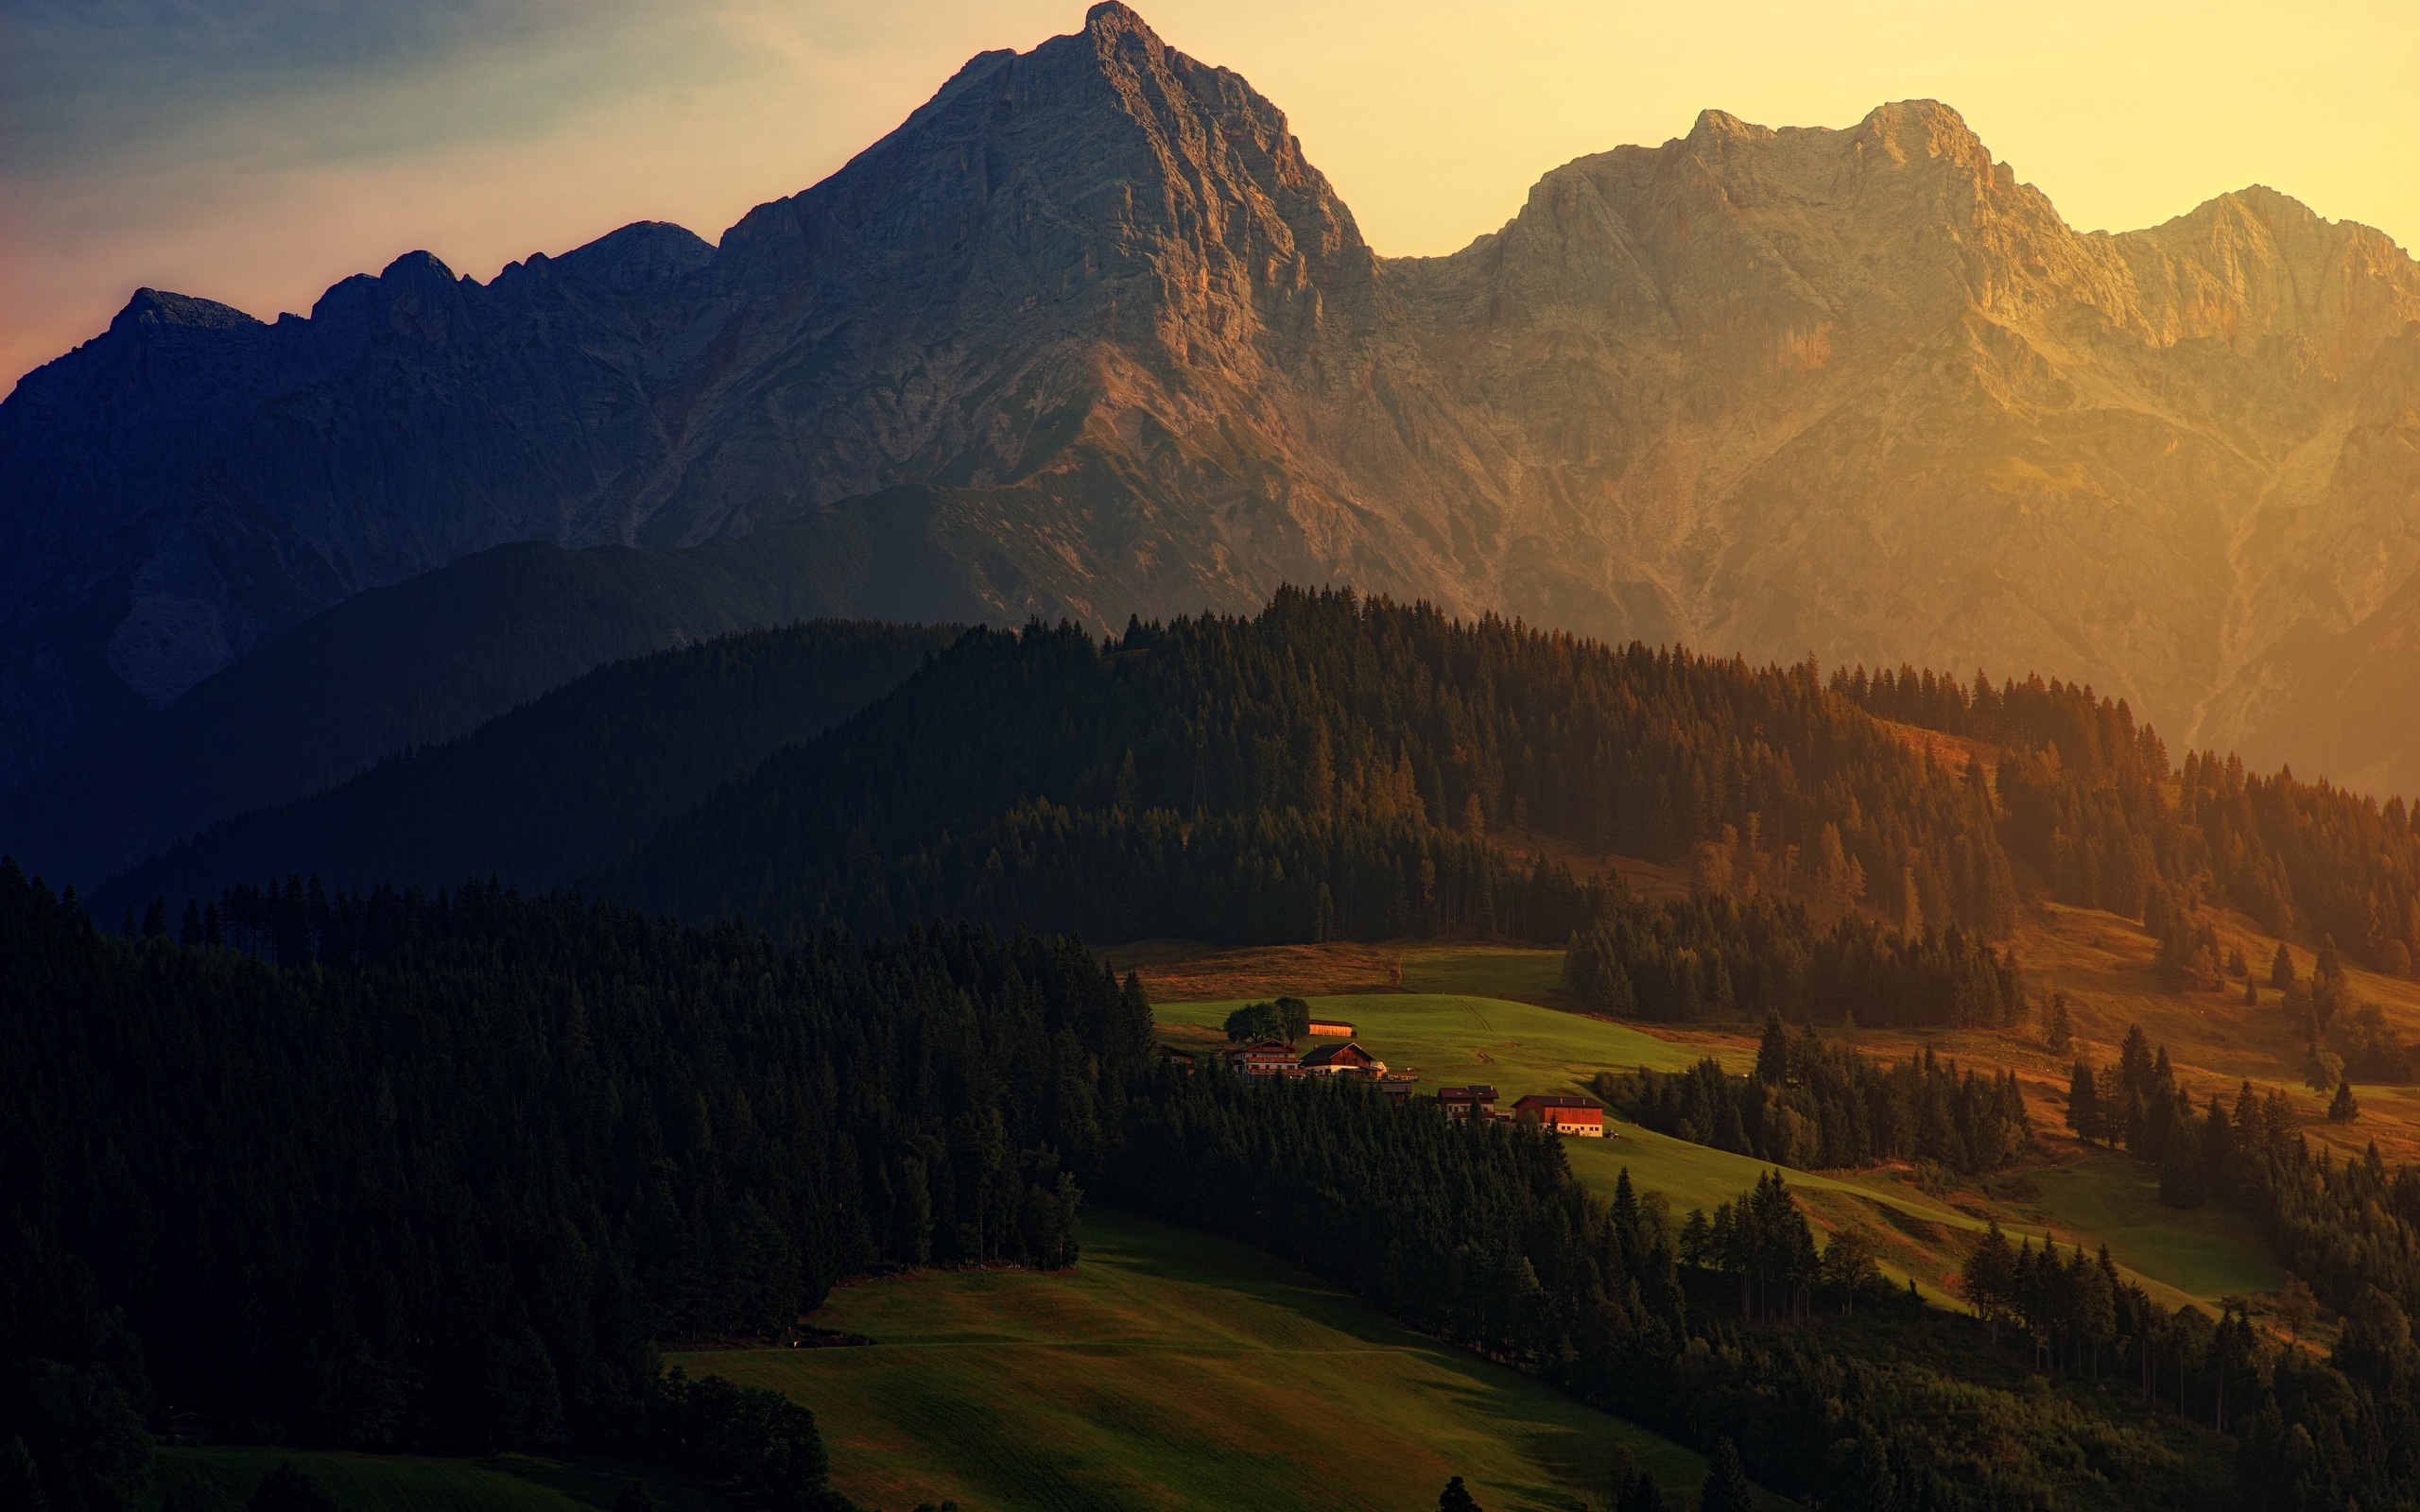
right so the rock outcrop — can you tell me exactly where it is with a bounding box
[7,1,2420,797]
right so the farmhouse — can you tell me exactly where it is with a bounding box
[1306,1018,1357,1037]
[1226,1039,1302,1075]
[1298,1040,1387,1077]
[1159,1046,1197,1070]
[1436,1085,1497,1119]
[1511,1093,1606,1137]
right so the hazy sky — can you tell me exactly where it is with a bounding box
[6,0,2416,391]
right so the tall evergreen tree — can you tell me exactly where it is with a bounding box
[1700,1439,1754,1512]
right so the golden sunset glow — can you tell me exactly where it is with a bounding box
[5,0,2414,390]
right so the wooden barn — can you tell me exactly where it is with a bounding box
[1510,1093,1606,1137]
[1298,1040,1387,1076]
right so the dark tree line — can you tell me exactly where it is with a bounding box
[0,860,1150,1464]
[770,800,1610,948]
[607,590,2023,941]
[1562,889,2027,1027]
[1597,1017,2033,1175]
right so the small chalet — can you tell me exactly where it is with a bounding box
[1306,1018,1357,1038]
[1226,1038,1302,1075]
[1298,1040,1387,1077]
[1159,1045,1198,1070]
[1511,1093,1606,1137]
[1436,1085,1498,1119]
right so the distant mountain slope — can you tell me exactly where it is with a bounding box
[95,619,953,911]
[9,2,2420,792]
[1,510,985,892]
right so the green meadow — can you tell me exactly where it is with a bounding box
[1155,989,2281,1314]
[678,1208,1768,1512]
[1398,944,1571,1005]
[1154,990,1724,1090]
[153,1447,730,1512]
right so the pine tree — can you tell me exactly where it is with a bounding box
[2066,1059,2100,1143]
[2330,1079,2360,1123]
[1616,1472,1668,1512]
[1754,1014,1789,1086]
[1964,1221,2016,1340]
[0,1437,44,1512]
[1699,1438,1754,1512]
[1439,1475,1483,1512]
[2271,942,2296,991]
[2043,990,2072,1054]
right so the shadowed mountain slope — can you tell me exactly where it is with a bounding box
[0,515,975,891]
[92,618,954,911]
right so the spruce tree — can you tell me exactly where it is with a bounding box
[1439,1475,1483,1512]
[1616,1472,1668,1512]
[2066,1059,2100,1143]
[2330,1079,2360,1123]
[1700,1438,1754,1512]
[2271,942,2296,990]
[1754,1013,1789,1086]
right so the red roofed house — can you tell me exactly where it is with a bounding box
[1511,1093,1606,1137]
[1226,1039,1303,1075]
[1298,1041,1387,1077]
[1436,1085,1497,1119]
[1306,1018,1357,1038]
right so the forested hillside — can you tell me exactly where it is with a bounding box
[607,589,2018,944]
[1841,664,2420,971]
[95,620,954,909]
[0,862,1149,1459]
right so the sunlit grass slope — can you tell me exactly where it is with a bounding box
[1152,986,2278,1314]
[678,1209,1757,1512]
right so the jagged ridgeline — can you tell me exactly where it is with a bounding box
[0,863,1150,1450]
[598,588,2019,943]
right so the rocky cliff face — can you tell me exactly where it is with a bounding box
[8,1,2420,797]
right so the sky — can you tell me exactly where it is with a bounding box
[5,0,2417,392]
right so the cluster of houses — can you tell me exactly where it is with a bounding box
[1166,1017,1609,1137]
[1433,1085,1606,1136]
[1219,1018,1390,1079]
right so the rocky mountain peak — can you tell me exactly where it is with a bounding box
[11,6,2420,806]
[111,289,262,335]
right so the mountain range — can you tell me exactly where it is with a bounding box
[8,0,2418,820]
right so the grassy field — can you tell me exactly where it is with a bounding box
[1153,991,1724,1089]
[1150,981,2284,1316]
[1398,945,1570,1005]
[153,1447,730,1512]
[675,1208,1773,1512]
